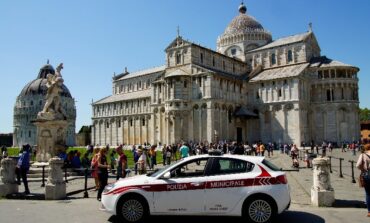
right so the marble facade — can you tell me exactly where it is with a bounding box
[92,3,360,146]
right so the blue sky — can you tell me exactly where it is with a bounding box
[0,0,369,133]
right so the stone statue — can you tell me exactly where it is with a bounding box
[37,63,66,120]
[311,157,335,206]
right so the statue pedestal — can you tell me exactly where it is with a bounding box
[311,157,335,207]
[311,188,335,207]
[0,158,18,197]
[45,158,66,200]
[33,119,68,162]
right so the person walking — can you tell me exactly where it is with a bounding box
[91,147,100,191]
[179,143,190,159]
[356,144,370,217]
[116,145,127,180]
[149,145,157,169]
[97,147,109,201]
[16,144,31,194]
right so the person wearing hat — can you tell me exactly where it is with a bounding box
[356,144,370,217]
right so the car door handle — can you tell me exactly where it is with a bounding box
[190,182,204,187]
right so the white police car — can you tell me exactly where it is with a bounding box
[101,153,290,223]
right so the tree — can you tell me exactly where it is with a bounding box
[360,108,370,121]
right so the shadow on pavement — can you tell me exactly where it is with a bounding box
[6,193,45,200]
[334,199,367,208]
[108,211,325,223]
[276,211,325,223]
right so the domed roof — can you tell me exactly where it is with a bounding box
[19,63,72,98]
[224,3,265,35]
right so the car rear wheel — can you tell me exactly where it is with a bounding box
[117,196,148,223]
[244,197,275,223]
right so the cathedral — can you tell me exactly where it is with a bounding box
[91,3,360,146]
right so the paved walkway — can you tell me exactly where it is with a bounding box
[4,149,369,222]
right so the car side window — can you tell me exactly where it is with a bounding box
[170,159,209,178]
[210,158,254,176]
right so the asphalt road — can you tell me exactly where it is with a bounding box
[0,198,367,223]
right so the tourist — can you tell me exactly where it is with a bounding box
[91,147,100,191]
[81,152,90,169]
[97,147,109,201]
[162,144,167,166]
[116,145,127,180]
[179,143,190,159]
[71,151,81,169]
[137,147,147,174]
[109,150,116,174]
[133,147,140,175]
[356,144,370,217]
[16,144,31,194]
[1,145,7,159]
[166,145,172,165]
[149,145,157,169]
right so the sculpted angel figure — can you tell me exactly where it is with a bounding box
[40,63,66,119]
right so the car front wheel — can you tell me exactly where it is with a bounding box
[117,196,148,223]
[244,197,275,223]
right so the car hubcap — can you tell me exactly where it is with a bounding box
[248,199,272,223]
[121,199,144,222]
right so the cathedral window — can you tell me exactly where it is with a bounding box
[284,80,288,85]
[261,83,264,87]
[232,64,235,73]
[144,100,146,106]
[318,70,323,79]
[287,50,293,62]
[200,53,203,64]
[142,118,146,126]
[223,61,226,70]
[341,88,344,100]
[106,122,109,128]
[118,121,121,128]
[30,101,33,106]
[271,53,276,65]
[159,85,162,93]
[130,119,133,126]
[184,80,187,88]
[231,48,237,56]
[212,57,215,66]
[176,53,182,65]
[278,89,282,97]
[256,91,260,99]
[198,77,202,87]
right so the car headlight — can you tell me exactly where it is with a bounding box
[103,183,115,193]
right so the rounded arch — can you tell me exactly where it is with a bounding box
[201,103,207,109]
[193,104,199,110]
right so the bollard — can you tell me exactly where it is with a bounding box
[328,156,333,173]
[41,165,45,187]
[64,166,68,183]
[348,160,356,184]
[339,158,344,178]
[83,168,89,198]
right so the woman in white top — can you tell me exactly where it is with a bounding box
[356,144,370,217]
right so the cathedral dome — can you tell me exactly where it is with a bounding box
[224,3,264,35]
[19,63,72,98]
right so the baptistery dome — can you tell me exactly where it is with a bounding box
[13,62,76,147]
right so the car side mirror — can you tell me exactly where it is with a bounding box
[162,172,171,179]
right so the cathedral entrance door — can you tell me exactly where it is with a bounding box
[236,127,242,143]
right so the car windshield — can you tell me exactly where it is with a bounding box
[147,159,182,178]
[262,159,281,171]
